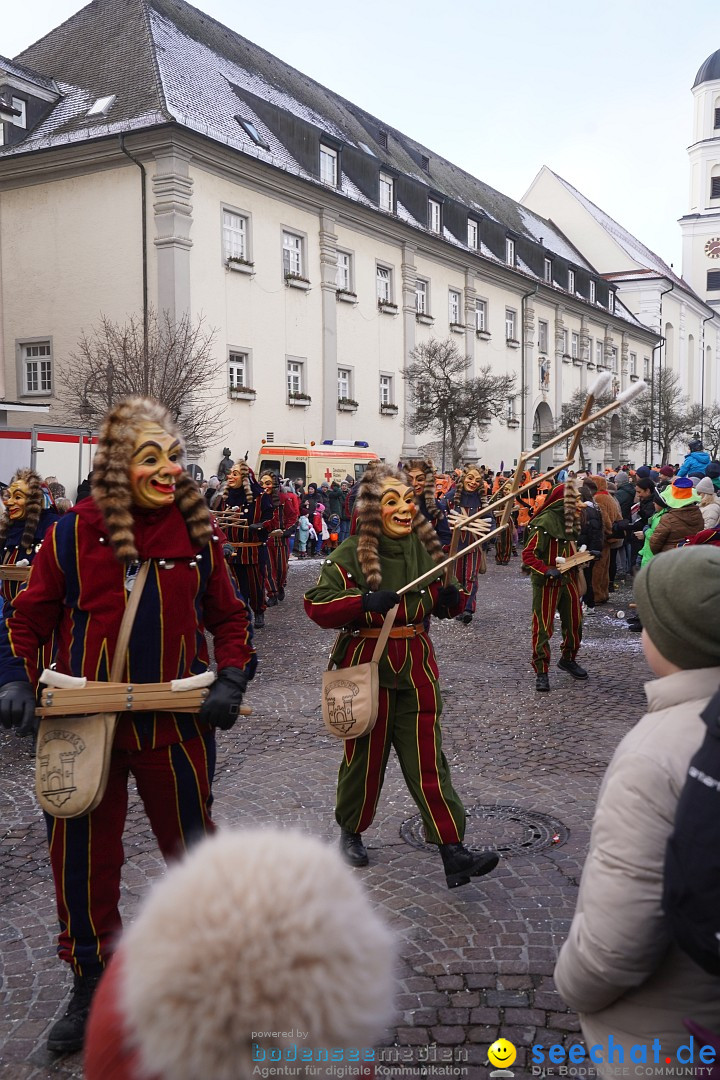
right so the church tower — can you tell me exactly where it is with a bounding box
[680,50,720,311]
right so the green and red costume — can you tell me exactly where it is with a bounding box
[304,533,467,845]
[521,485,583,675]
[0,498,255,975]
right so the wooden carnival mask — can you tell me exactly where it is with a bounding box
[129,422,183,511]
[226,464,246,489]
[259,474,274,495]
[462,468,482,493]
[379,478,416,539]
[2,479,30,521]
[406,467,427,498]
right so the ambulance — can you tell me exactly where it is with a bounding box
[255,440,380,487]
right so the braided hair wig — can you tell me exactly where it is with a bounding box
[91,396,212,563]
[258,470,281,510]
[563,478,582,536]
[354,463,444,590]
[0,468,44,552]
[402,457,440,520]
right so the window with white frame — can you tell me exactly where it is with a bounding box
[449,289,462,325]
[379,173,394,212]
[596,340,604,366]
[589,280,596,304]
[416,278,429,314]
[644,355,650,379]
[338,367,352,400]
[505,237,515,265]
[560,328,568,354]
[228,350,249,389]
[467,219,478,249]
[379,374,393,405]
[376,264,393,303]
[287,358,304,396]
[21,341,52,394]
[282,231,304,277]
[506,396,516,421]
[428,199,441,233]
[611,347,618,372]
[10,97,26,128]
[505,308,517,341]
[538,320,548,354]
[567,269,575,294]
[320,145,338,187]
[544,258,553,283]
[608,292,615,313]
[475,298,488,332]
[336,250,353,292]
[571,331,579,359]
[223,209,248,262]
[630,351,637,376]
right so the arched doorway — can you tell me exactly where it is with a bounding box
[532,402,554,471]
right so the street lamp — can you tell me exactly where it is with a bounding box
[642,426,650,466]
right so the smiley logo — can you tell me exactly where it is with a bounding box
[488,1039,517,1069]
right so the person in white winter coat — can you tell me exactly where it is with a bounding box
[554,545,720,1076]
[696,476,720,530]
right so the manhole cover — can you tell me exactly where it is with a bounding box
[400,804,568,856]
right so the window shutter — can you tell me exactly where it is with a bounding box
[707,270,720,291]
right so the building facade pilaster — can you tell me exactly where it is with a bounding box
[319,209,339,443]
[152,147,193,321]
[463,268,478,460]
[400,242,418,457]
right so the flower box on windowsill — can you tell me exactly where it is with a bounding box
[476,329,491,341]
[226,257,255,274]
[506,337,520,349]
[337,398,359,412]
[285,273,311,290]
[288,392,312,406]
[336,289,358,304]
[416,313,434,326]
[379,403,399,415]
[449,322,466,335]
[377,300,398,314]
[228,386,256,401]
[507,418,520,429]
[630,373,639,382]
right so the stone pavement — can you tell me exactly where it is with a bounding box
[0,556,649,1079]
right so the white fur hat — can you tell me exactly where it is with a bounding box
[103,829,396,1080]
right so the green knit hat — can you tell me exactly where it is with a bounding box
[634,546,720,669]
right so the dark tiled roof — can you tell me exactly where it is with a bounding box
[693,49,720,89]
[0,54,59,92]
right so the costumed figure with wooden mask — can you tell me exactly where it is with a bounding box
[521,481,588,693]
[0,468,59,609]
[0,397,256,1056]
[304,463,499,890]
[445,465,490,625]
[215,460,272,628]
[259,470,286,606]
[402,457,452,550]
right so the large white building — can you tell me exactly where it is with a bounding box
[0,1,714,489]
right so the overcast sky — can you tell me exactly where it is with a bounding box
[6,0,718,271]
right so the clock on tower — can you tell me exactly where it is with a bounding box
[705,237,720,258]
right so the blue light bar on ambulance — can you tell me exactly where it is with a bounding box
[321,440,369,447]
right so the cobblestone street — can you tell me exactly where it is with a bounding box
[0,556,649,1080]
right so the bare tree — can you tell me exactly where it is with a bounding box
[403,338,516,469]
[57,310,226,453]
[623,368,698,465]
[556,388,615,470]
[700,403,720,460]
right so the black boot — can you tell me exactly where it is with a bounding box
[47,970,103,1054]
[557,658,589,680]
[439,843,499,889]
[535,672,550,692]
[254,612,265,629]
[339,828,369,867]
[266,595,278,607]
[277,587,285,602]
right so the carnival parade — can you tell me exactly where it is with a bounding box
[3,2,720,1077]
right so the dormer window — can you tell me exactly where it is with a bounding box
[544,257,553,283]
[320,144,338,187]
[589,280,596,304]
[568,269,576,294]
[428,199,441,234]
[505,237,515,266]
[420,154,430,172]
[87,95,116,117]
[377,129,388,150]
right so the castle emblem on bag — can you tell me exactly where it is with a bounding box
[36,728,85,809]
[323,679,360,735]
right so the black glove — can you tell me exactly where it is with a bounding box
[544,568,562,581]
[434,584,460,618]
[198,668,248,731]
[362,590,401,614]
[0,681,38,737]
